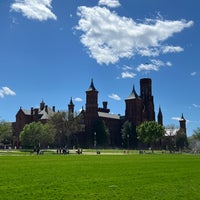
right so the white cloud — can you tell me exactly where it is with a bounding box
[193,104,200,108]
[108,93,121,101]
[136,59,172,72]
[137,63,159,72]
[191,72,197,76]
[98,0,121,8]
[138,47,160,57]
[11,0,57,21]
[162,45,184,54]
[121,71,136,79]
[166,61,172,66]
[0,87,16,98]
[74,97,83,102]
[76,6,193,65]
[122,65,132,71]
[172,117,181,121]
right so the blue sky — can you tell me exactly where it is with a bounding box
[0,0,199,136]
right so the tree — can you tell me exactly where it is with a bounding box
[137,121,165,150]
[20,122,55,148]
[175,130,188,151]
[66,112,84,137]
[192,127,200,140]
[0,121,13,145]
[48,112,67,147]
[121,121,137,149]
[48,111,84,148]
[189,127,200,152]
[164,124,178,151]
[92,119,110,147]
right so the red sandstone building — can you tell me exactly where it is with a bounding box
[12,78,186,148]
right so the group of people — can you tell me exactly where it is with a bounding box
[57,148,69,154]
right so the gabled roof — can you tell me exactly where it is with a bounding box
[20,106,54,120]
[21,109,31,115]
[165,128,179,136]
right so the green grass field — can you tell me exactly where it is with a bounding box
[0,152,200,200]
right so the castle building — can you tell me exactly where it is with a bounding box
[77,78,160,147]
[12,78,187,149]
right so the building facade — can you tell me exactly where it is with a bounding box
[12,101,56,148]
[12,78,187,149]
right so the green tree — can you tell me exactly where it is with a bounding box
[66,112,84,137]
[92,119,110,147]
[48,112,67,147]
[192,127,200,140]
[20,122,54,148]
[48,111,84,148]
[121,121,137,149]
[137,121,165,150]
[175,130,188,151]
[0,121,13,145]
[40,123,55,148]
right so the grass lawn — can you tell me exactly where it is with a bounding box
[0,152,200,200]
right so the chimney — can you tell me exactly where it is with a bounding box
[103,101,108,109]
[52,106,55,112]
[45,105,48,113]
[31,107,34,115]
[34,108,39,116]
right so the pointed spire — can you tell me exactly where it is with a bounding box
[180,113,186,121]
[69,97,74,105]
[158,106,162,114]
[87,78,97,91]
[157,106,163,125]
[126,84,138,100]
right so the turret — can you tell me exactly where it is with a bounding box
[179,113,186,134]
[85,79,98,117]
[125,84,143,125]
[40,100,45,110]
[157,106,163,126]
[68,97,74,116]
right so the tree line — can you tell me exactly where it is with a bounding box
[0,112,197,150]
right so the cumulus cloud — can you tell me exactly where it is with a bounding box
[76,6,193,65]
[0,87,16,98]
[108,93,121,101]
[10,0,57,21]
[136,59,172,72]
[121,71,136,79]
[74,97,83,102]
[162,45,184,54]
[98,0,121,8]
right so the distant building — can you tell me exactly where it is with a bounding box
[12,100,56,148]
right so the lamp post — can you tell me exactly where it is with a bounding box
[94,132,96,149]
[127,134,129,154]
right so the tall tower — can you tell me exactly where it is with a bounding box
[68,97,74,116]
[125,84,143,126]
[85,79,98,117]
[40,100,45,110]
[140,78,155,121]
[85,79,99,136]
[157,106,163,126]
[179,113,186,134]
